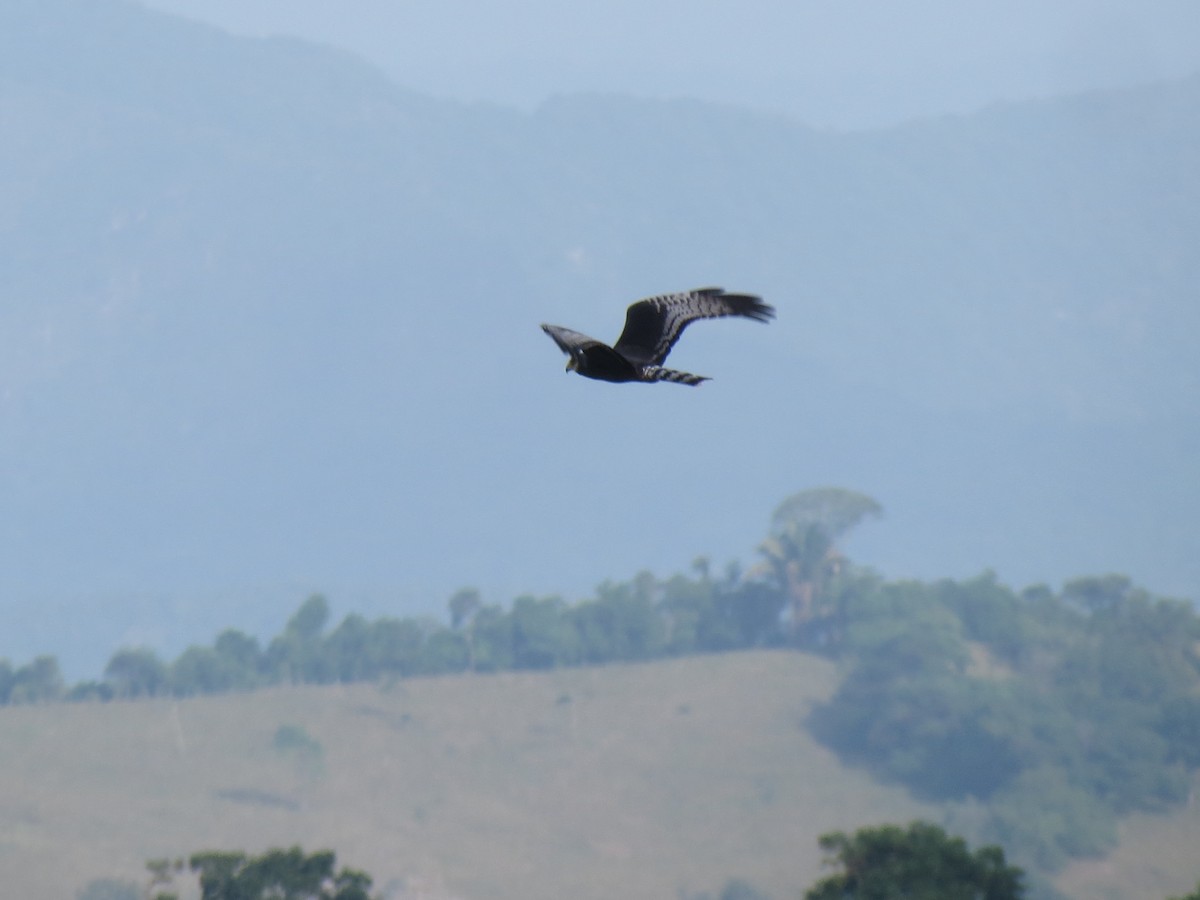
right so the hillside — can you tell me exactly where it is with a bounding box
[0,651,930,899]
[1,0,1197,679]
[3,651,1199,899]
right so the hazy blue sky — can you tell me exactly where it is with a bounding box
[4,0,1197,677]
[140,0,1200,128]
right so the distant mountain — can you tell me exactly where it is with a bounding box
[1,0,1197,676]
[139,0,1200,130]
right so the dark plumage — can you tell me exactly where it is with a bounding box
[541,287,774,385]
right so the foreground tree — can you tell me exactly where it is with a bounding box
[804,821,1024,900]
[148,847,375,900]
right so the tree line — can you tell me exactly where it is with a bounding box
[79,822,1027,900]
[7,489,1199,879]
[83,823,1200,900]
[2,557,792,704]
[5,488,879,703]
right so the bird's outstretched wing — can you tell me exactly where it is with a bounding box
[612,287,774,367]
[541,323,605,356]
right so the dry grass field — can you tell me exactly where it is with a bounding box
[1056,804,1200,900]
[0,650,1196,899]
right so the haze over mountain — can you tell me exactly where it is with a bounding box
[1,0,1197,677]
[141,0,1200,130]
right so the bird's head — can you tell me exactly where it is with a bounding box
[566,356,578,373]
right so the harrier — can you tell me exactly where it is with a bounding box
[541,287,773,385]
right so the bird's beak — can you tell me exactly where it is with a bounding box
[566,357,577,372]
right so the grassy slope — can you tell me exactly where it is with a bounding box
[1057,806,1200,900]
[0,650,1196,899]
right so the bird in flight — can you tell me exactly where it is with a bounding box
[541,287,774,385]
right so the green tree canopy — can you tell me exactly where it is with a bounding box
[804,821,1024,900]
[151,847,374,900]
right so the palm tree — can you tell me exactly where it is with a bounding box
[758,488,881,639]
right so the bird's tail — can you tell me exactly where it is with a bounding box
[641,366,709,386]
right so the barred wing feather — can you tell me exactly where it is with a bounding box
[612,287,774,367]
